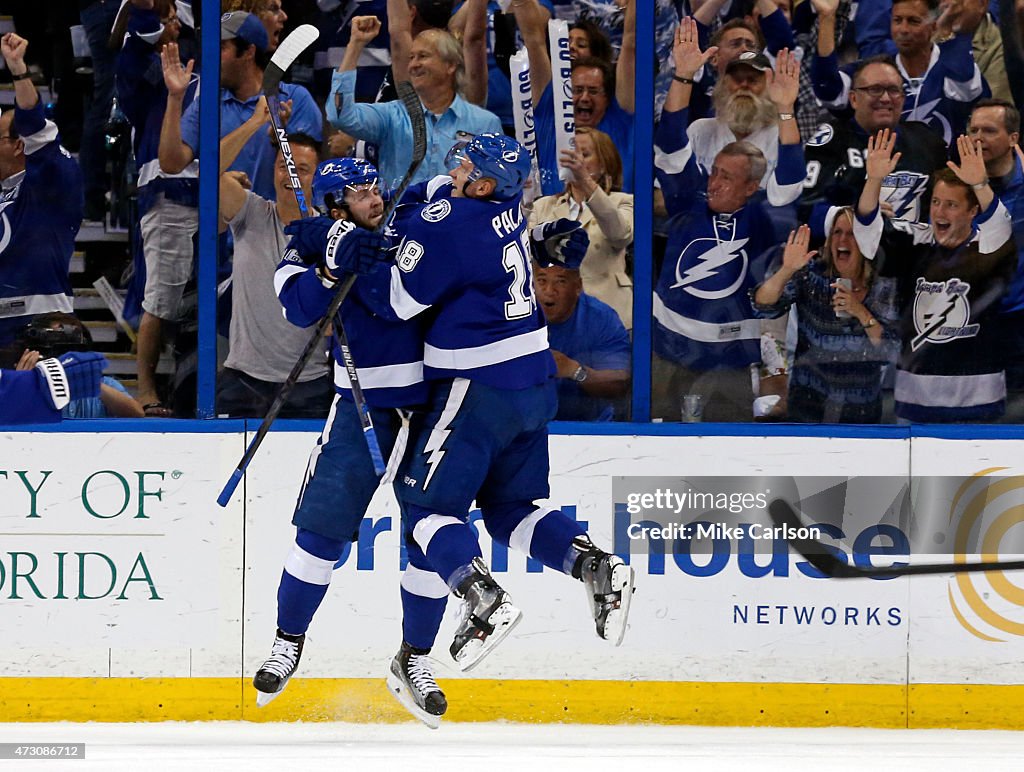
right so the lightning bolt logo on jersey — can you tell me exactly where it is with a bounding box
[905,97,954,146]
[0,201,14,257]
[672,235,750,299]
[911,277,978,351]
[880,170,931,223]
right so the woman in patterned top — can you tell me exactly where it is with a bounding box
[751,213,900,423]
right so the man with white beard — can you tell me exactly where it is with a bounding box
[686,49,803,206]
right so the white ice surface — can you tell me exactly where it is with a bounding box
[1,722,1024,772]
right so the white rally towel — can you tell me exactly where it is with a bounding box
[547,19,575,185]
[509,47,541,205]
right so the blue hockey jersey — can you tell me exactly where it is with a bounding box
[116,5,199,215]
[0,100,81,346]
[0,366,64,425]
[360,177,554,389]
[855,199,1016,422]
[810,33,988,146]
[654,107,786,370]
[274,208,428,409]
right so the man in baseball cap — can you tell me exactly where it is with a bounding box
[160,4,323,203]
[709,49,779,145]
[221,10,268,52]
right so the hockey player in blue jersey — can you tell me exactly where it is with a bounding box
[254,158,458,725]
[0,351,107,425]
[349,133,634,676]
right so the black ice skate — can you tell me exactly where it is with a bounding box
[573,537,635,646]
[386,641,447,729]
[253,629,304,707]
[449,557,522,671]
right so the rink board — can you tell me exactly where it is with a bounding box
[0,428,1023,728]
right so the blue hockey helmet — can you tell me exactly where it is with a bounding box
[445,133,532,200]
[312,157,380,214]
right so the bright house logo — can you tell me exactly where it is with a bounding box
[946,468,1024,641]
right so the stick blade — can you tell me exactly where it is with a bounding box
[270,24,319,71]
[769,500,1024,579]
[263,24,319,93]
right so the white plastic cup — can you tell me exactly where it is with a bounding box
[681,394,704,423]
[70,25,90,58]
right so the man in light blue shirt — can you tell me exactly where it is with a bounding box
[327,17,500,190]
[161,11,323,202]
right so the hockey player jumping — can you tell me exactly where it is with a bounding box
[255,158,449,722]
[348,133,635,683]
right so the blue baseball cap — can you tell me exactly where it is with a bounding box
[221,11,268,52]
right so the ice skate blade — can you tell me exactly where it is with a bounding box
[255,689,281,708]
[386,671,442,730]
[601,564,635,647]
[455,602,522,672]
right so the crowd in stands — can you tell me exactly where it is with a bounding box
[5,0,1024,425]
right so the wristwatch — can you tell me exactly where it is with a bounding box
[571,365,588,383]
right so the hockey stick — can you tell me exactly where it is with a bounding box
[217,81,427,507]
[263,24,319,97]
[262,24,319,218]
[768,498,1024,578]
[263,27,386,477]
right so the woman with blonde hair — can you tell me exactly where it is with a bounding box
[529,127,634,328]
[752,211,900,423]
